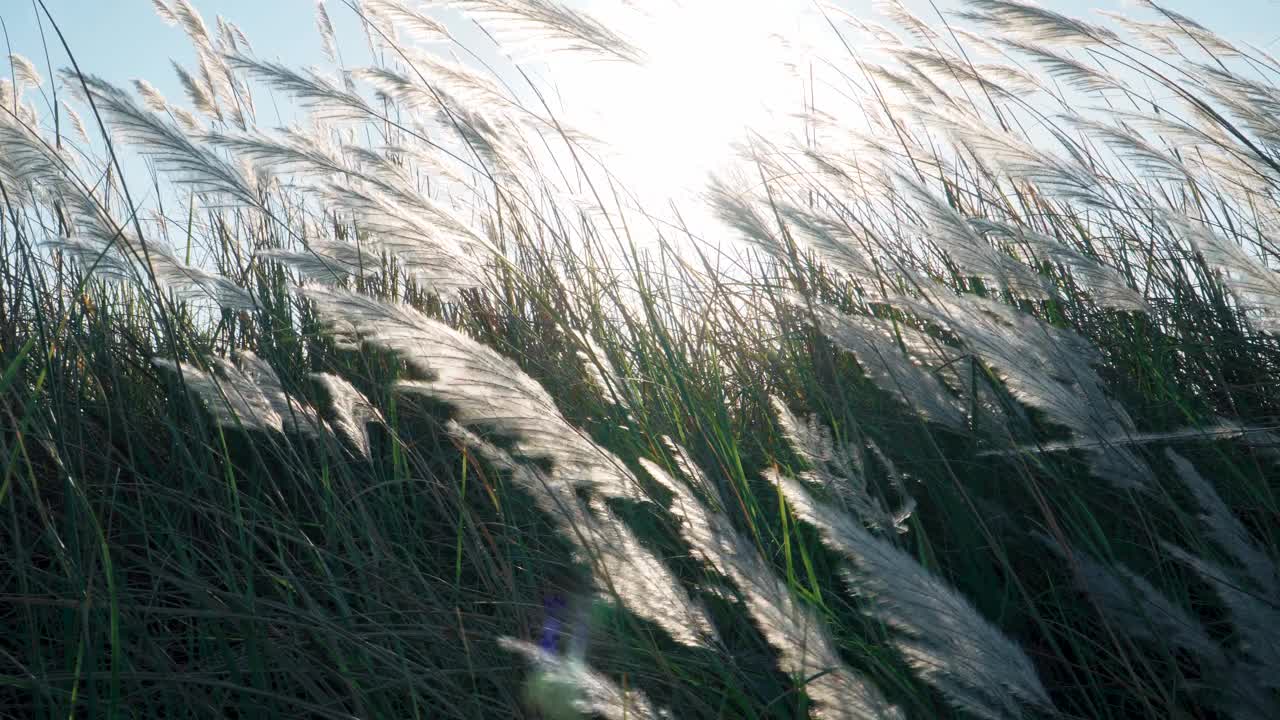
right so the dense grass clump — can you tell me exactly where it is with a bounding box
[1,0,1278,718]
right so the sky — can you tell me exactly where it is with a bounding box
[2,0,1278,221]
[3,0,1274,98]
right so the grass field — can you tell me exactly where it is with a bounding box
[1,0,1278,718]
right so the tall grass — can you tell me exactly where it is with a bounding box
[1,0,1278,718]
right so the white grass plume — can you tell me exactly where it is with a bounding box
[450,424,716,647]
[9,54,43,91]
[67,72,257,205]
[995,38,1128,94]
[809,300,1030,437]
[1064,115,1192,183]
[154,352,323,437]
[354,66,531,182]
[60,101,90,144]
[172,0,213,48]
[361,0,453,45]
[261,239,382,285]
[893,289,1150,488]
[172,61,218,119]
[928,112,1119,212]
[778,203,881,283]
[301,286,645,501]
[0,121,76,195]
[644,455,902,719]
[1172,213,1280,333]
[875,0,941,43]
[807,303,969,432]
[315,1,339,62]
[316,181,488,298]
[431,0,643,64]
[131,78,201,133]
[1043,537,1226,667]
[1143,2,1244,58]
[707,176,788,261]
[1163,452,1280,684]
[205,126,353,181]
[970,219,1148,312]
[770,398,913,535]
[132,79,170,114]
[1166,450,1277,597]
[227,54,376,122]
[311,373,384,459]
[958,0,1118,47]
[573,330,631,411]
[896,173,1049,299]
[151,0,180,26]
[0,118,254,311]
[778,474,1052,720]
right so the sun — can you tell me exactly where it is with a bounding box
[555,1,810,205]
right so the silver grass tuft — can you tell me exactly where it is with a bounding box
[645,456,902,719]
[875,0,940,43]
[1173,213,1280,333]
[996,38,1128,94]
[1162,544,1280,688]
[360,0,453,45]
[806,303,969,432]
[310,373,384,458]
[316,1,339,63]
[60,101,90,144]
[61,229,254,310]
[68,73,257,205]
[450,424,715,647]
[205,126,352,179]
[0,119,254,310]
[770,398,911,534]
[300,286,646,501]
[132,79,170,115]
[707,176,788,262]
[1063,115,1193,183]
[227,54,377,122]
[316,181,488,298]
[1162,452,1280,683]
[851,313,1030,436]
[1045,537,1225,665]
[151,0,180,26]
[1166,450,1277,598]
[154,352,324,437]
[778,203,881,282]
[573,330,630,410]
[1143,2,1243,58]
[429,0,643,64]
[969,219,1148,312]
[895,173,1050,298]
[172,0,213,48]
[353,66,531,182]
[8,54,43,91]
[172,61,219,118]
[261,239,382,285]
[893,289,1151,488]
[778,475,1052,720]
[1096,11,1180,55]
[959,0,1118,47]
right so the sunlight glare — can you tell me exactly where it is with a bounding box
[560,1,811,204]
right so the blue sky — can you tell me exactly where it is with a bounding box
[1,0,1277,210]
[4,1,1276,111]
